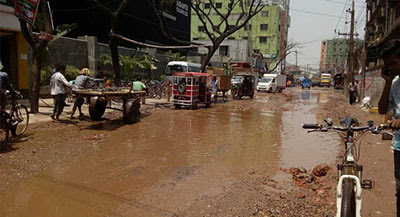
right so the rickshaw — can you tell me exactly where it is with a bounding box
[172,72,212,109]
[231,74,255,99]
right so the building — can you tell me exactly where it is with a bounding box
[320,38,363,74]
[0,0,30,95]
[191,0,290,69]
[49,0,191,47]
[361,0,400,106]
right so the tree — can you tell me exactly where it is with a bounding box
[19,0,75,113]
[85,0,134,86]
[267,40,299,73]
[191,0,264,72]
[165,50,187,62]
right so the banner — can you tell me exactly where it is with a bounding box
[14,0,41,25]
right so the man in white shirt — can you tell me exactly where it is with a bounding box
[50,64,75,120]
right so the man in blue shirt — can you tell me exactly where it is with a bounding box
[378,39,400,216]
[0,71,16,109]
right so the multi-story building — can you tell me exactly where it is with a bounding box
[320,38,363,73]
[0,0,30,95]
[191,0,290,69]
[362,0,400,106]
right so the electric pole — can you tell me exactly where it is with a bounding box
[294,50,298,69]
[337,0,356,93]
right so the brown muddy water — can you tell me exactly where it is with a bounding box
[0,89,339,217]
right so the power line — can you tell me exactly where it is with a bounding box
[335,0,349,32]
[325,0,364,8]
[291,8,342,18]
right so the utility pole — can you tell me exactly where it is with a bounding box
[337,0,355,93]
[294,50,298,69]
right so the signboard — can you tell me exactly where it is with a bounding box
[14,0,41,25]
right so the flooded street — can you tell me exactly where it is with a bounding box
[0,88,340,217]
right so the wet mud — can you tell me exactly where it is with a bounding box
[1,88,388,216]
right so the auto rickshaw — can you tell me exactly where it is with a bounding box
[172,72,212,109]
[231,74,255,99]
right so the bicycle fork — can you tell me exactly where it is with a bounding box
[336,174,362,217]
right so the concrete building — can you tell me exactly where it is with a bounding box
[320,38,363,74]
[361,0,400,106]
[191,0,290,68]
[0,0,30,95]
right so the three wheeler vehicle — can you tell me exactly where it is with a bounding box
[172,72,212,109]
[231,74,255,99]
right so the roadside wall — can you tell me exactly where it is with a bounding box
[45,36,174,80]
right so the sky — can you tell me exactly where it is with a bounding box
[286,0,366,72]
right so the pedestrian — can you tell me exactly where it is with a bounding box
[210,76,218,102]
[348,81,356,105]
[377,39,400,217]
[50,64,75,121]
[132,78,147,104]
[166,80,171,102]
[71,68,103,119]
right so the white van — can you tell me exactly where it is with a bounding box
[257,74,287,93]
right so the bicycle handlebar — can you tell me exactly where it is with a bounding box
[302,123,388,133]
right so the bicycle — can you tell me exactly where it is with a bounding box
[302,117,387,217]
[0,93,29,151]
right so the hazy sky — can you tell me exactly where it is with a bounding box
[286,0,366,71]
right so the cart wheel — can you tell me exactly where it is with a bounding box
[222,92,228,102]
[124,98,141,124]
[205,101,211,108]
[89,96,107,121]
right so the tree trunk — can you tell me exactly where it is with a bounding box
[109,35,121,86]
[30,48,42,113]
[200,42,223,72]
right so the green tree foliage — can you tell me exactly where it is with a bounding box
[166,50,187,62]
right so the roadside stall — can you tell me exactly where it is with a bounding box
[73,88,146,124]
[172,72,212,109]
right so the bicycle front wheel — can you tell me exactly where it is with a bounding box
[340,179,356,217]
[10,104,29,136]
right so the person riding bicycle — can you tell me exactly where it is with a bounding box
[377,39,400,217]
[0,71,16,110]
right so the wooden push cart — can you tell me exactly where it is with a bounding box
[73,88,146,124]
[215,75,231,103]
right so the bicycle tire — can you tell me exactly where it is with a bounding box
[0,113,9,151]
[340,179,356,217]
[10,104,29,136]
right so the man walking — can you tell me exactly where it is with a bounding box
[348,81,356,105]
[378,39,400,217]
[132,78,147,104]
[50,64,75,121]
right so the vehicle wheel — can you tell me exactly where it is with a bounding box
[174,104,181,109]
[123,98,141,124]
[10,104,29,136]
[341,179,356,217]
[89,96,107,121]
[0,113,9,151]
[268,88,272,93]
[191,104,198,110]
[223,93,228,102]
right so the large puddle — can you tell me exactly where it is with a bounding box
[1,99,283,216]
[279,90,340,169]
[0,89,340,216]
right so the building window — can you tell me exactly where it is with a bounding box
[260,24,268,30]
[198,26,205,32]
[205,3,210,9]
[278,25,281,31]
[216,2,222,8]
[228,37,235,40]
[253,49,260,53]
[244,25,252,30]
[228,3,232,9]
[242,36,248,40]
[193,37,199,40]
[261,11,269,17]
[219,46,229,56]
[259,37,267,43]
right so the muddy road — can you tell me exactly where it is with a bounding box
[0,88,394,216]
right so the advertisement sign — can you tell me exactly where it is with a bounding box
[14,0,41,25]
